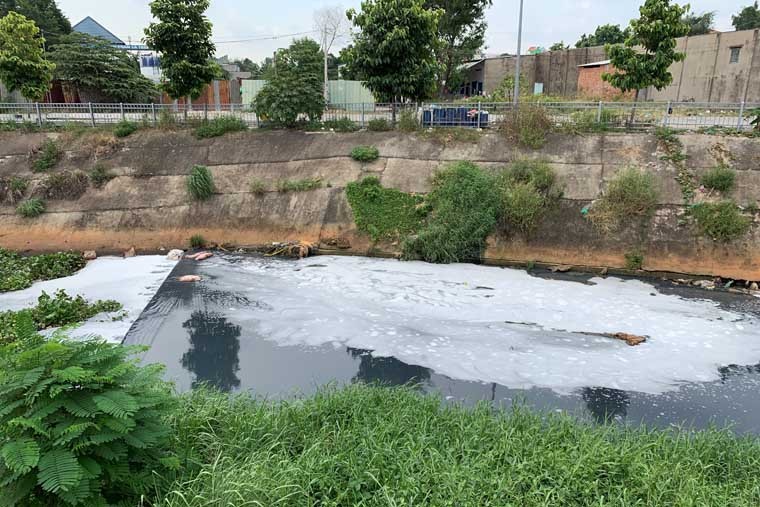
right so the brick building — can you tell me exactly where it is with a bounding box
[577,60,635,100]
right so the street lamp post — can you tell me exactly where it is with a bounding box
[513,0,524,108]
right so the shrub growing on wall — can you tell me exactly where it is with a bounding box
[16,198,45,218]
[498,160,563,234]
[0,314,178,506]
[501,105,553,149]
[350,146,380,162]
[691,201,751,242]
[194,117,248,139]
[588,168,659,233]
[0,176,28,204]
[187,165,215,201]
[701,165,736,193]
[346,177,427,241]
[39,171,89,200]
[31,139,61,173]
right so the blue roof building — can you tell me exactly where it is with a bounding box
[72,16,125,45]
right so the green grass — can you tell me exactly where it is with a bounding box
[691,201,752,242]
[418,127,481,145]
[0,176,28,204]
[0,249,86,293]
[189,234,207,249]
[350,145,380,162]
[624,250,645,270]
[250,178,267,195]
[113,120,139,138]
[589,168,659,233]
[701,165,736,193]
[501,105,553,149]
[31,138,61,172]
[397,109,419,132]
[39,170,89,200]
[89,164,115,189]
[345,177,427,242]
[498,159,563,234]
[367,118,393,131]
[187,165,215,201]
[152,385,760,507]
[324,118,359,132]
[194,116,248,139]
[277,178,323,192]
[16,198,45,218]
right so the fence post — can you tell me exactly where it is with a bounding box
[737,101,745,130]
[204,102,208,122]
[35,103,42,126]
[361,102,365,128]
[120,103,125,122]
[88,102,95,127]
[664,100,672,127]
[596,101,603,123]
[477,101,482,129]
[151,103,157,126]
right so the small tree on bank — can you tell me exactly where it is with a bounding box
[0,11,54,101]
[603,0,689,123]
[144,0,217,101]
[732,1,760,30]
[345,0,441,105]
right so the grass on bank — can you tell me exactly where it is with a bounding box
[31,138,61,172]
[350,145,380,162]
[0,176,28,204]
[588,168,659,233]
[39,171,90,200]
[153,385,760,507]
[15,198,46,218]
[277,178,323,192]
[194,116,248,139]
[0,249,85,293]
[346,177,426,241]
[187,165,215,201]
[691,200,752,242]
[701,165,736,193]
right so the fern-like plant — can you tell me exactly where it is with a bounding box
[0,313,178,506]
[16,198,46,218]
[187,165,215,201]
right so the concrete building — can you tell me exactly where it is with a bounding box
[461,29,760,103]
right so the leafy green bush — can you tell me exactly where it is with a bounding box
[624,250,645,270]
[589,168,659,233]
[113,120,139,138]
[89,164,115,189]
[691,201,751,242]
[502,105,553,149]
[0,289,121,344]
[0,314,177,506]
[0,249,86,293]
[403,162,500,263]
[368,118,393,132]
[250,179,266,195]
[498,160,562,233]
[32,139,61,172]
[701,165,736,193]
[39,171,90,200]
[187,166,215,201]
[194,117,248,139]
[324,118,359,132]
[350,145,380,162]
[397,109,419,132]
[0,176,28,204]
[16,198,45,218]
[345,177,426,241]
[276,178,323,192]
[189,234,207,249]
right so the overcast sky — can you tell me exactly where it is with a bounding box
[56,0,752,61]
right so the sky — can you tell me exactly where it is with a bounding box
[56,0,753,62]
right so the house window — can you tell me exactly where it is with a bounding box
[730,47,741,64]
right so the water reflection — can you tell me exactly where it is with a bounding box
[181,310,242,392]
[349,348,431,388]
[582,387,630,423]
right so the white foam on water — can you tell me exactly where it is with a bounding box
[0,256,176,343]
[214,255,760,395]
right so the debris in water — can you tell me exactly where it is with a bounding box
[166,249,184,261]
[266,241,315,259]
[549,265,573,273]
[83,250,97,261]
[612,333,647,346]
[178,275,202,283]
[187,252,214,261]
[123,247,136,258]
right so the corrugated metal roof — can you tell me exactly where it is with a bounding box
[578,59,611,68]
[458,59,485,71]
[72,16,125,45]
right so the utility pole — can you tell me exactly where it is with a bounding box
[513,0,524,107]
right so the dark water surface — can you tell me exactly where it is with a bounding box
[125,255,760,433]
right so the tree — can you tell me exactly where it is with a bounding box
[550,41,568,51]
[575,24,629,48]
[254,38,325,127]
[424,0,492,96]
[144,0,217,100]
[49,32,157,103]
[0,11,54,100]
[683,10,715,35]
[0,0,71,46]
[233,57,262,78]
[603,0,689,122]
[732,1,760,30]
[346,0,441,102]
[314,5,348,102]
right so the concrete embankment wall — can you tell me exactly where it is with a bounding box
[0,130,758,279]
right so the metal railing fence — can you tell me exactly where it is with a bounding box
[0,101,757,131]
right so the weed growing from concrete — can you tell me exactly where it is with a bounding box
[397,109,419,132]
[368,118,393,132]
[589,168,659,233]
[39,171,90,200]
[419,128,481,145]
[114,120,139,138]
[16,198,46,218]
[350,145,380,162]
[624,250,645,270]
[346,177,426,242]
[187,166,215,201]
[189,234,207,249]
[691,201,751,242]
[0,176,28,204]
[501,105,553,149]
[195,117,248,139]
[276,178,323,192]
[31,138,61,172]
[701,165,736,193]
[89,164,115,189]
[250,179,267,195]
[498,160,563,234]
[324,118,359,132]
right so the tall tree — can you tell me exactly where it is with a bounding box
[683,10,715,35]
[424,0,492,96]
[0,11,54,100]
[732,1,760,30]
[346,0,441,102]
[314,6,348,101]
[550,41,569,51]
[144,0,217,100]
[575,24,629,48]
[603,0,689,122]
[0,0,70,46]
[233,58,262,78]
[49,33,157,103]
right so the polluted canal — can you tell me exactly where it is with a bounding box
[124,254,760,433]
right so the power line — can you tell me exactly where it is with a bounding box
[114,29,319,45]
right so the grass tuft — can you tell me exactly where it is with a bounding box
[0,176,28,204]
[589,168,659,233]
[194,116,248,139]
[498,160,563,234]
[113,120,139,138]
[189,234,207,249]
[89,164,116,189]
[250,178,267,195]
[397,109,419,132]
[624,250,645,270]
[276,178,323,193]
[501,105,553,149]
[187,166,215,201]
[691,201,751,242]
[324,118,359,132]
[16,198,45,218]
[701,165,736,193]
[39,170,89,200]
[31,138,61,172]
[367,118,393,132]
[350,145,380,162]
